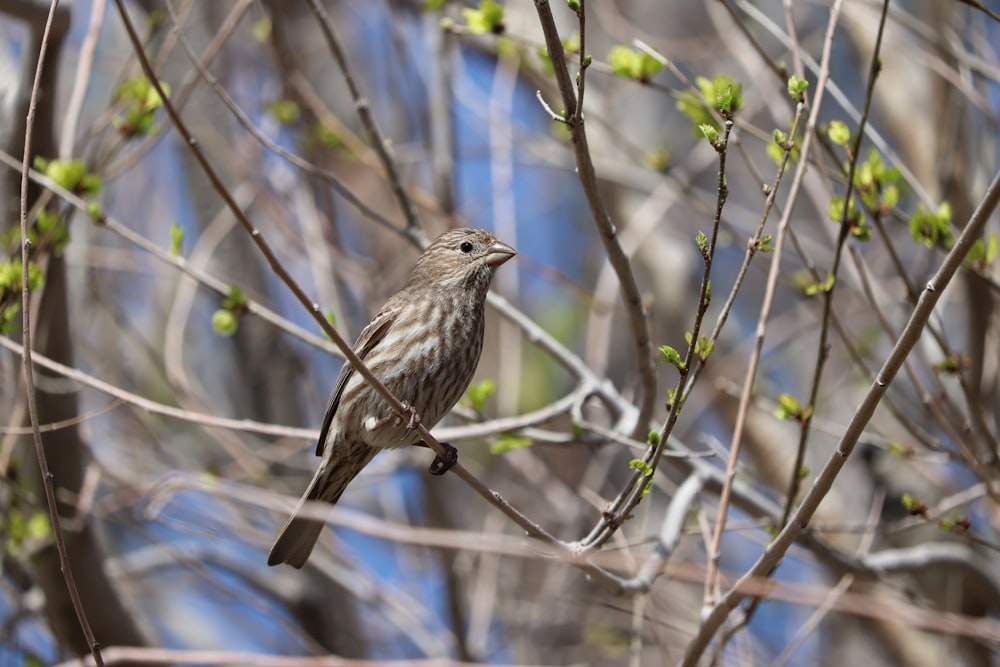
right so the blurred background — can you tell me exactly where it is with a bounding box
[2,0,999,665]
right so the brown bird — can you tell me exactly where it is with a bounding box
[268,228,516,568]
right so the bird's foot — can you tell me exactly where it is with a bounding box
[401,402,421,434]
[428,442,458,476]
[395,401,420,433]
[376,403,422,433]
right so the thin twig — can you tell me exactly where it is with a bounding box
[58,0,105,158]
[18,1,105,664]
[0,334,314,440]
[0,147,341,356]
[680,165,1000,665]
[617,473,706,595]
[953,0,1000,23]
[303,0,424,236]
[577,104,730,557]
[110,0,593,570]
[532,0,657,441]
[160,0,404,235]
[699,104,804,383]
[702,0,844,609]
[781,0,804,80]
[767,489,884,667]
[780,0,891,530]
[728,0,935,207]
[53,646,561,667]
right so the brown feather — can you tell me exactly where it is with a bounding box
[268,229,515,568]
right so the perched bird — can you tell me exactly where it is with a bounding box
[268,228,516,568]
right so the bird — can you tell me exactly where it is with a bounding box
[268,228,516,568]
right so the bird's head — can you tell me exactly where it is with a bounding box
[408,228,516,290]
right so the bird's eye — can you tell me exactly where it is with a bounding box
[459,241,474,253]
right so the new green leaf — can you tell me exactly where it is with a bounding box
[463,0,505,34]
[466,379,496,412]
[490,433,533,455]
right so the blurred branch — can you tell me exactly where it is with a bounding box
[0,147,342,356]
[682,164,1000,665]
[110,0,592,571]
[861,542,1000,596]
[427,3,456,215]
[303,0,425,241]
[0,332,600,450]
[0,398,125,435]
[14,0,107,663]
[617,472,706,595]
[780,0,890,530]
[766,488,883,667]
[728,0,937,206]
[147,469,873,597]
[55,647,567,667]
[0,334,315,440]
[57,0,105,159]
[532,0,657,441]
[148,473,560,561]
[161,0,404,235]
[704,0,844,608]
[101,0,253,180]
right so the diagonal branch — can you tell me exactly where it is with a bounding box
[779,0,892,531]
[702,0,844,607]
[532,0,656,440]
[303,0,424,241]
[109,0,577,569]
[680,165,1000,666]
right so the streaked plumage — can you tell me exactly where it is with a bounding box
[268,229,516,568]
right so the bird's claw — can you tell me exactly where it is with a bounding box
[400,402,421,434]
[429,442,458,476]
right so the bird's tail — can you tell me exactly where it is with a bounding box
[267,443,380,568]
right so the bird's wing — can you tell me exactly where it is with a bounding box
[315,306,397,456]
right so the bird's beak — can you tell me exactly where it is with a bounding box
[485,240,516,267]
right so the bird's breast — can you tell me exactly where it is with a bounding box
[332,294,485,450]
